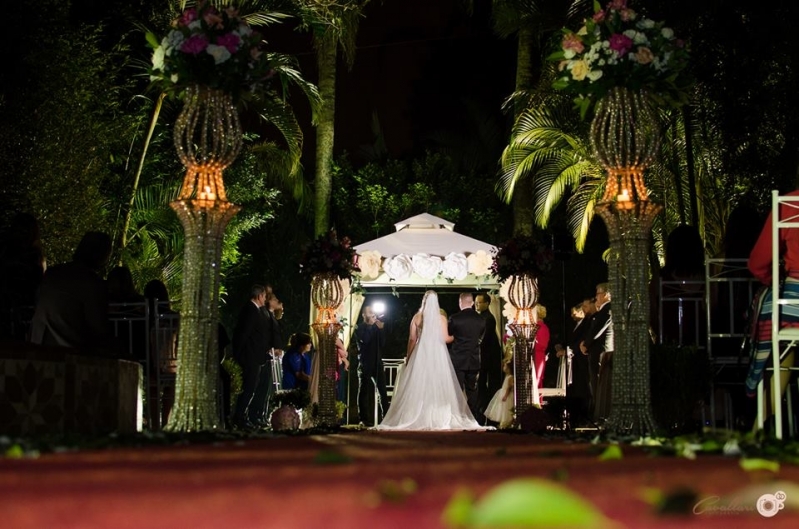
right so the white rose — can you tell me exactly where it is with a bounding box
[661,27,674,40]
[412,254,443,280]
[563,49,576,60]
[587,69,603,81]
[165,31,184,54]
[383,254,413,281]
[206,44,232,64]
[357,250,382,280]
[188,20,202,31]
[467,250,493,277]
[151,46,165,70]
[170,73,179,83]
[638,18,655,29]
[442,253,468,281]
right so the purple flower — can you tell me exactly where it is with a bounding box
[178,8,197,27]
[216,33,241,54]
[181,34,209,55]
[608,33,633,56]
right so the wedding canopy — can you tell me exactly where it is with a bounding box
[353,213,500,288]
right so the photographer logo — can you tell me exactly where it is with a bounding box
[756,491,786,518]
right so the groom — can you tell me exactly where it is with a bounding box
[448,292,486,423]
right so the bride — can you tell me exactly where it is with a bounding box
[376,290,485,431]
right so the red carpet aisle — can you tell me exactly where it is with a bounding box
[1,431,797,528]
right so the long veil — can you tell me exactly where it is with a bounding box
[376,290,484,430]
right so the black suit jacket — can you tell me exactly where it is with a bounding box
[479,311,502,371]
[448,308,485,371]
[233,302,270,366]
[584,302,612,355]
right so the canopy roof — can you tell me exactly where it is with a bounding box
[354,213,498,287]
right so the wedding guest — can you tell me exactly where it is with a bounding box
[107,266,145,305]
[534,304,550,389]
[250,291,283,426]
[29,231,112,353]
[231,284,271,430]
[282,332,313,390]
[484,358,515,429]
[560,303,591,426]
[476,292,503,417]
[0,212,46,340]
[582,284,613,422]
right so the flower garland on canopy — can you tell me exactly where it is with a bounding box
[147,0,274,100]
[357,250,494,283]
[549,0,690,118]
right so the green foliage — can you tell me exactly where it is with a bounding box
[0,9,139,265]
[332,151,512,246]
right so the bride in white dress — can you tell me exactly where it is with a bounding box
[376,290,485,431]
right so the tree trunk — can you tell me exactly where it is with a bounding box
[314,33,338,237]
[120,92,166,253]
[683,105,699,226]
[512,26,536,237]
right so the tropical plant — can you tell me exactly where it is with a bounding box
[500,89,603,251]
[292,0,372,236]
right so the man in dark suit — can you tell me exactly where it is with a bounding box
[232,284,271,430]
[448,292,486,422]
[475,292,502,416]
[580,284,612,413]
[249,292,284,426]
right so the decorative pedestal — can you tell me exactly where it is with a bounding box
[166,85,242,432]
[311,273,345,427]
[595,200,661,436]
[506,273,540,421]
[510,321,540,421]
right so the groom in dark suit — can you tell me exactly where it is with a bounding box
[448,292,486,422]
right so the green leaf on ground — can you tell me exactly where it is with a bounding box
[442,478,609,528]
[598,445,623,461]
[739,458,780,473]
[312,450,351,465]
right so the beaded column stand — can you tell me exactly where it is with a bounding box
[166,86,242,432]
[310,273,345,427]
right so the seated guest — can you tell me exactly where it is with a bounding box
[29,231,112,352]
[107,266,145,305]
[282,332,313,390]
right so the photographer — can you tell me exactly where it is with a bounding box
[354,304,388,426]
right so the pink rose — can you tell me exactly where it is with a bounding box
[181,34,209,55]
[562,33,584,54]
[177,8,197,27]
[593,10,606,23]
[203,10,224,29]
[216,33,240,54]
[608,33,633,56]
[620,8,636,22]
[634,47,654,65]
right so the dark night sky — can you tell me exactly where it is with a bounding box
[275,0,518,160]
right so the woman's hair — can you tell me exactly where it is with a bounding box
[536,304,547,320]
[503,358,513,373]
[107,266,138,299]
[289,332,313,350]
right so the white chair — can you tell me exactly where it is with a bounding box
[540,353,568,400]
[759,190,799,439]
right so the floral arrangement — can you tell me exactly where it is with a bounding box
[147,1,273,99]
[550,0,690,117]
[272,388,312,410]
[491,235,554,281]
[299,229,359,280]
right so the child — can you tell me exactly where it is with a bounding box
[484,359,514,429]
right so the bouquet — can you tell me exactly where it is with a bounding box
[491,235,554,281]
[550,0,690,118]
[147,1,274,99]
[299,229,360,280]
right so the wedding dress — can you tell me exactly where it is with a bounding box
[376,291,485,431]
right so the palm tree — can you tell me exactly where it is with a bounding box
[292,0,371,236]
[499,89,603,252]
[485,0,591,235]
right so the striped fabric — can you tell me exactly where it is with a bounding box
[745,278,799,396]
